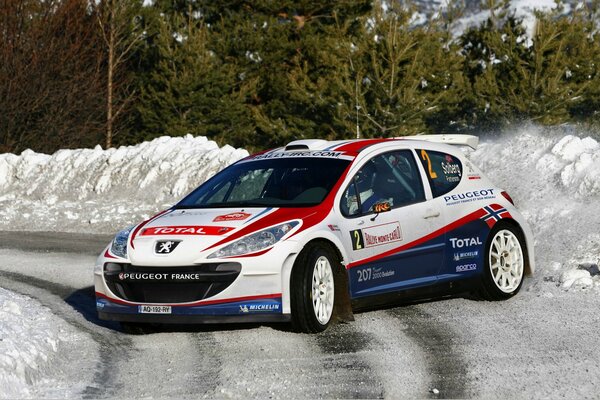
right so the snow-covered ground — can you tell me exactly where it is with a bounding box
[0,287,94,399]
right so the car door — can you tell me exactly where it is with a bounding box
[337,149,446,300]
[416,148,467,278]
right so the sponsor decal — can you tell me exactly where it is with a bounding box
[118,272,209,281]
[357,266,395,282]
[456,263,477,272]
[468,174,481,180]
[441,158,462,183]
[96,300,105,309]
[155,240,181,254]
[373,201,391,213]
[252,151,344,160]
[350,223,403,251]
[363,222,402,248]
[453,250,479,261]
[141,225,234,236]
[327,224,341,232]
[444,189,495,206]
[449,237,482,249]
[213,212,252,222]
[239,303,280,313]
[479,205,511,228]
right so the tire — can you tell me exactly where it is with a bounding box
[480,223,526,300]
[291,243,338,333]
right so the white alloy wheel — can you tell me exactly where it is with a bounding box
[311,256,335,325]
[489,229,524,293]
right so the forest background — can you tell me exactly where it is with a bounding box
[2,0,600,154]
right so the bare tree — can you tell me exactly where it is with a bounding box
[93,0,144,149]
[0,0,106,153]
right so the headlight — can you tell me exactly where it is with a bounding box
[110,226,135,258]
[208,221,299,259]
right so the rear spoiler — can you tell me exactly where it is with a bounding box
[401,134,479,150]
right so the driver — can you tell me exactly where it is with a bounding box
[346,161,391,214]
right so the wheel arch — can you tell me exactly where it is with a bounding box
[494,218,533,277]
[285,236,354,323]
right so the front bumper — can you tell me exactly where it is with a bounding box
[96,294,290,324]
[94,240,300,323]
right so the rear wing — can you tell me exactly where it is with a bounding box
[401,134,479,150]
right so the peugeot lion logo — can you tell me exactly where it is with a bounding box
[155,240,181,254]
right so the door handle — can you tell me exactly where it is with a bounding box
[357,220,365,226]
[423,209,440,219]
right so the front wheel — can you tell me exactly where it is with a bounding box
[291,243,338,333]
[480,223,526,300]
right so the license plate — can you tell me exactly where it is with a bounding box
[138,305,172,314]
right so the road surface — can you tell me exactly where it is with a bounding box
[0,231,598,398]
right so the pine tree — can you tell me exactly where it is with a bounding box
[133,4,254,148]
[327,1,465,139]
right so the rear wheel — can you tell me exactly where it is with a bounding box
[291,243,338,333]
[480,223,525,300]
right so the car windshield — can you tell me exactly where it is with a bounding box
[175,157,351,208]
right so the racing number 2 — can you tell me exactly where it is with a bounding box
[350,229,365,251]
[421,149,438,179]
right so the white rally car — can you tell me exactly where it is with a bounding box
[95,135,534,333]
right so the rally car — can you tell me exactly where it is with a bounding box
[95,134,534,333]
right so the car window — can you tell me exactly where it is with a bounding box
[341,150,425,217]
[177,157,350,208]
[418,149,462,197]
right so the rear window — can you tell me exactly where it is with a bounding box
[418,149,462,198]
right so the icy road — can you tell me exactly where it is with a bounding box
[0,232,598,399]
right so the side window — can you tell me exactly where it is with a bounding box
[418,149,462,197]
[340,150,425,217]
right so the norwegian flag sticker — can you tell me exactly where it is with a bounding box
[480,204,512,228]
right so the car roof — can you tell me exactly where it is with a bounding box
[251,135,477,158]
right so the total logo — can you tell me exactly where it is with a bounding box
[449,237,482,249]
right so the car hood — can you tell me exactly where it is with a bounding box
[128,207,294,266]
[127,206,329,266]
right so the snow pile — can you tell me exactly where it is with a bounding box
[0,287,87,398]
[0,135,249,233]
[450,0,567,37]
[470,124,600,291]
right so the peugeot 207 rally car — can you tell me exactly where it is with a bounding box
[95,134,535,333]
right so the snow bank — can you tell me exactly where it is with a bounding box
[469,124,600,291]
[0,135,249,234]
[0,287,89,398]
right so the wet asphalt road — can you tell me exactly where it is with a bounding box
[0,232,598,399]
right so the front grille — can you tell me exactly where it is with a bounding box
[104,263,241,303]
